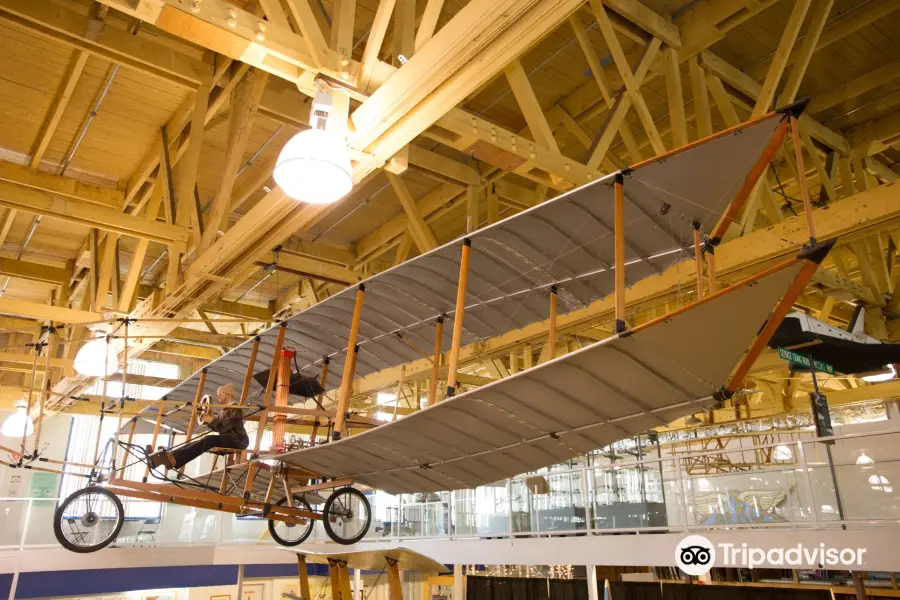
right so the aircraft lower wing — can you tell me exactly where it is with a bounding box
[277,260,806,494]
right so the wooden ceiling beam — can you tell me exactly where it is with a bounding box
[808,57,900,115]
[0,0,211,88]
[662,46,688,148]
[0,298,102,323]
[198,68,269,255]
[30,49,89,169]
[505,59,560,153]
[199,300,271,322]
[360,0,397,90]
[256,251,362,285]
[752,0,811,116]
[778,0,833,106]
[589,0,665,155]
[0,160,124,208]
[601,0,681,48]
[97,0,336,81]
[846,110,900,157]
[0,180,188,245]
[348,0,587,184]
[746,0,900,83]
[164,327,248,348]
[408,145,480,186]
[386,172,440,253]
[568,12,641,163]
[414,0,445,52]
[0,258,69,286]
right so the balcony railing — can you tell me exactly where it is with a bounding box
[3,426,900,550]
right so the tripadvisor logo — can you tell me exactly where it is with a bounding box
[676,535,715,576]
[675,535,868,575]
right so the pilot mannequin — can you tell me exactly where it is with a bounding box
[148,383,250,470]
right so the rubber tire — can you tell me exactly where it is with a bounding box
[322,487,371,545]
[268,495,314,547]
[53,487,124,553]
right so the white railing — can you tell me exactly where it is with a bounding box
[3,426,900,550]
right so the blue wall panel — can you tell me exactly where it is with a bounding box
[11,563,331,599]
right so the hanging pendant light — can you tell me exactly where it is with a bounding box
[274,87,353,204]
[73,332,118,377]
[1,399,34,438]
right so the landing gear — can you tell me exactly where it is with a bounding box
[53,487,124,553]
[268,495,314,546]
[322,487,371,545]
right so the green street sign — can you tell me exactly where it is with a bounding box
[778,347,834,375]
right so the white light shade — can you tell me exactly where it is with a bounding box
[1,401,33,438]
[74,336,118,377]
[773,444,793,461]
[856,451,875,465]
[274,129,353,204]
[862,364,896,383]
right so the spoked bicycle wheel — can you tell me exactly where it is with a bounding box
[268,495,314,546]
[53,487,124,553]
[323,487,371,545]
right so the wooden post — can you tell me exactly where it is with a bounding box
[143,399,165,481]
[309,358,330,443]
[693,223,704,301]
[237,337,260,462]
[391,365,406,421]
[386,558,403,600]
[298,555,312,600]
[338,562,353,600]
[180,368,208,475]
[852,572,868,600]
[273,347,295,451]
[334,285,365,440]
[32,333,53,456]
[613,174,626,333]
[706,250,717,294]
[548,285,558,360]
[239,337,261,406]
[790,115,817,244]
[446,239,471,397]
[111,320,129,473]
[427,316,443,406]
[329,560,343,600]
[245,323,286,492]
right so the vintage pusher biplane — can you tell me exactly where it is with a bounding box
[44,102,832,553]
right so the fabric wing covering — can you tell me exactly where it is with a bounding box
[277,261,805,494]
[133,114,782,435]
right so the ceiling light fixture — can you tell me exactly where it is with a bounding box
[856,451,874,465]
[274,87,353,204]
[861,364,896,383]
[73,330,118,377]
[1,399,34,438]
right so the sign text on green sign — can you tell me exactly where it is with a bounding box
[778,347,834,375]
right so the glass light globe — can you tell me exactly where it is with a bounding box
[274,128,353,204]
[1,400,34,438]
[73,335,118,377]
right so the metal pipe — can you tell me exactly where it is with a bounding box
[237,125,283,178]
[60,64,120,177]
[0,216,42,297]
